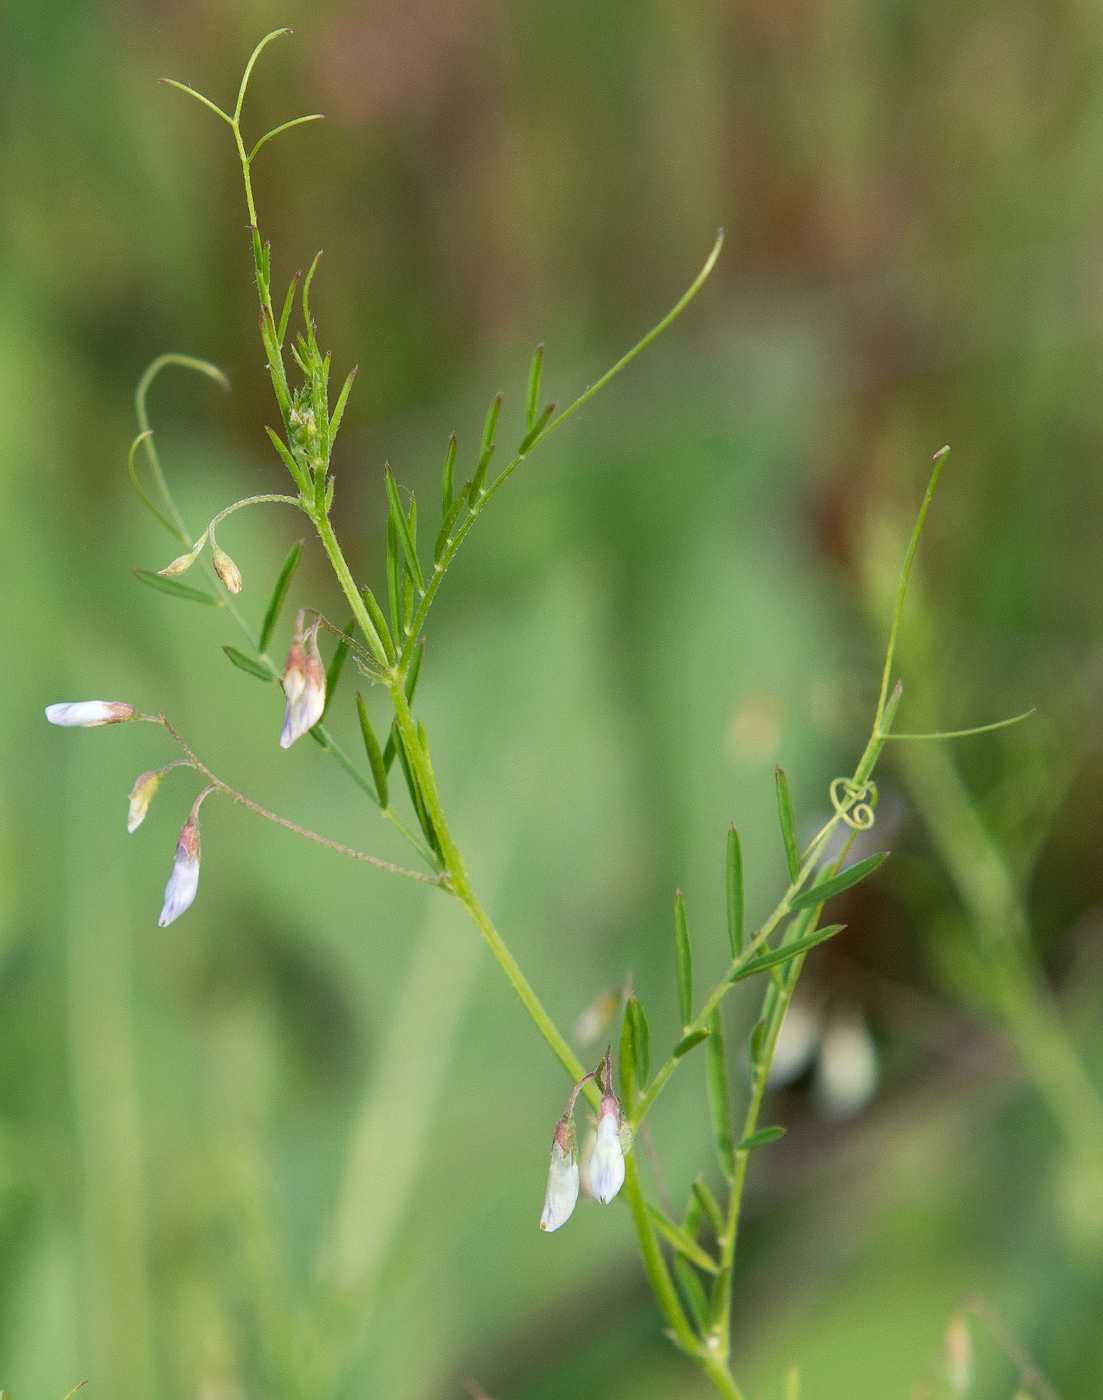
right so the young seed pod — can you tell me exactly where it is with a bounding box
[158,813,201,927]
[158,535,207,576]
[45,701,136,727]
[127,769,164,832]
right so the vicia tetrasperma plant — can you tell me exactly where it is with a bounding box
[44,32,1035,1400]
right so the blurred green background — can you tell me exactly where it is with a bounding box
[4,1,1103,1397]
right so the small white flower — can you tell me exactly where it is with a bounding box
[127,769,164,833]
[540,1136,580,1232]
[158,816,200,926]
[45,700,136,727]
[589,1095,626,1204]
[280,627,325,748]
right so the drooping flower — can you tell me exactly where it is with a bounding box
[540,1117,580,1233]
[280,621,325,748]
[589,1049,630,1205]
[158,813,201,926]
[127,769,164,832]
[45,701,136,727]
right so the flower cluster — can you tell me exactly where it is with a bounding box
[540,1049,632,1232]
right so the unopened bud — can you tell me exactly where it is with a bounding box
[127,769,164,832]
[158,535,207,577]
[45,701,136,727]
[212,541,243,594]
[158,814,200,927]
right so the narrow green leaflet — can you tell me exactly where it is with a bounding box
[706,1007,735,1178]
[259,540,302,652]
[674,1256,713,1334]
[356,691,388,808]
[630,997,651,1089]
[324,618,355,711]
[775,766,800,882]
[673,1026,709,1059]
[645,1203,720,1275]
[435,480,471,563]
[223,646,275,682]
[387,512,402,641]
[133,568,219,604]
[675,889,693,1028]
[393,724,439,856]
[726,824,744,956]
[619,1004,638,1105]
[730,924,845,984]
[482,391,502,453]
[525,344,544,433]
[748,1019,767,1067]
[384,465,424,593]
[738,1125,786,1152]
[789,852,888,911]
[441,433,456,516]
[360,586,394,664]
[691,1176,726,1238]
[683,1188,703,1240]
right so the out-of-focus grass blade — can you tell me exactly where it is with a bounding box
[645,1203,720,1274]
[259,540,302,653]
[133,568,219,604]
[673,1026,709,1059]
[630,997,650,1089]
[525,344,544,434]
[726,825,744,956]
[691,1176,726,1238]
[675,890,693,1029]
[223,646,275,681]
[738,1125,786,1151]
[730,925,845,983]
[356,691,388,808]
[789,852,888,911]
[384,465,424,593]
[775,766,800,883]
[441,433,456,515]
[707,1007,734,1178]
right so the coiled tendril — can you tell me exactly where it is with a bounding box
[830,777,878,830]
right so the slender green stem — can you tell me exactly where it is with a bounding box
[622,1150,700,1356]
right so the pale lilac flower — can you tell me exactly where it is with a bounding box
[280,626,325,748]
[158,815,200,926]
[45,701,136,727]
[540,1119,580,1232]
[127,769,164,833]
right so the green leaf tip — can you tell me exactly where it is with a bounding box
[223,646,275,681]
[775,767,800,883]
[726,825,744,956]
[789,852,888,911]
[674,889,692,1028]
[738,1125,786,1152]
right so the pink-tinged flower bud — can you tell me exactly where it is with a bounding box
[45,701,136,727]
[212,542,243,594]
[158,815,200,927]
[280,625,325,748]
[540,1114,580,1232]
[158,535,206,576]
[127,769,164,832]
